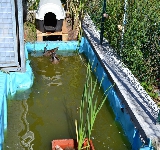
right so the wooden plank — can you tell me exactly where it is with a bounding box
[38,32,62,36]
[62,34,68,41]
[37,29,42,34]
[37,30,68,36]
[62,19,68,34]
[37,35,43,41]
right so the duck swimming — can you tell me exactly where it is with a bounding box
[43,47,59,57]
[51,51,60,64]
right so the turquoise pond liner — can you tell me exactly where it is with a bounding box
[0,38,152,150]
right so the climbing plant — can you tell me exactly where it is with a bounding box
[27,0,40,10]
[88,0,160,101]
[23,0,39,42]
[63,0,100,40]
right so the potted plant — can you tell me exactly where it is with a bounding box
[52,63,114,150]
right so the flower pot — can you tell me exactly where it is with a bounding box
[52,138,95,150]
[83,138,95,150]
[52,139,77,150]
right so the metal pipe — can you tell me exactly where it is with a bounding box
[100,0,106,45]
[121,0,128,51]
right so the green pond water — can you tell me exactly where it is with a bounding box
[3,51,131,150]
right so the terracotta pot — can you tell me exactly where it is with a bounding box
[83,138,95,150]
[52,138,95,150]
[52,139,77,150]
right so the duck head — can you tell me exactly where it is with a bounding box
[43,47,59,57]
[51,52,60,64]
[43,46,52,56]
[50,47,59,53]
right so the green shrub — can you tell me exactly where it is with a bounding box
[89,0,160,101]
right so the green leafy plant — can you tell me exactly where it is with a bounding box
[89,0,160,102]
[27,0,40,10]
[65,0,99,40]
[24,22,37,42]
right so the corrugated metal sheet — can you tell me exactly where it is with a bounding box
[0,0,26,72]
[0,0,18,67]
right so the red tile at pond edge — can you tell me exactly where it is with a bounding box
[52,138,95,150]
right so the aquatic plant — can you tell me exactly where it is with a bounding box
[75,63,114,150]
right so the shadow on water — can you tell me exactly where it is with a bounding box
[62,98,77,139]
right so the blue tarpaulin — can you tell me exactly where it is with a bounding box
[0,40,153,150]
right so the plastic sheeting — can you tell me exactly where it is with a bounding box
[26,41,79,53]
[0,46,33,150]
[79,37,153,150]
[0,62,33,149]
[7,60,34,96]
[0,73,7,150]
[36,0,65,20]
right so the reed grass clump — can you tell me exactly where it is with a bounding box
[75,63,114,150]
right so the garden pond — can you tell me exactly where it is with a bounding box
[3,50,131,150]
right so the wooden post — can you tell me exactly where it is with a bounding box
[37,29,43,41]
[62,19,68,41]
[36,20,68,41]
